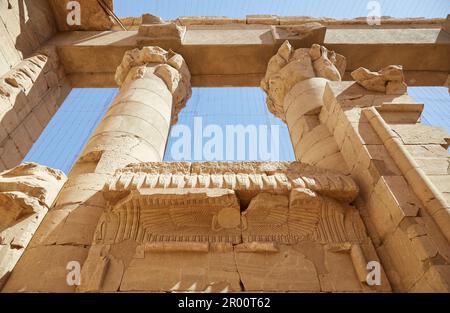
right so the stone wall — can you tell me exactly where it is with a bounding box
[0,0,56,76]
[261,41,450,291]
[322,81,450,291]
[0,1,71,171]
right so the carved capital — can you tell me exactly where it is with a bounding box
[104,161,359,204]
[261,41,345,121]
[115,46,192,125]
[271,22,326,46]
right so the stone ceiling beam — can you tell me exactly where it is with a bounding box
[48,25,450,87]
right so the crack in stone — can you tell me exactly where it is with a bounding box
[231,243,246,292]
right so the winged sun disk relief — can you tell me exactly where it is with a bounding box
[95,187,353,246]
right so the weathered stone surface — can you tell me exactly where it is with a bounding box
[260,42,348,174]
[2,245,88,292]
[96,188,242,245]
[3,45,193,292]
[2,3,449,293]
[351,65,407,94]
[0,163,66,289]
[322,78,450,292]
[105,162,359,203]
[271,22,326,46]
[247,15,279,25]
[261,41,344,121]
[48,0,114,31]
[0,47,71,171]
[138,15,186,45]
[176,16,245,25]
[235,244,321,291]
[391,124,449,146]
[114,46,191,126]
[74,161,391,292]
[0,163,66,229]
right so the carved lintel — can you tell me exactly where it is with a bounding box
[104,161,359,204]
[271,22,326,46]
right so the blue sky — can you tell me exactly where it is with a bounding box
[113,0,449,19]
[23,1,450,173]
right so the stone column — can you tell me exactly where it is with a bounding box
[2,46,191,292]
[77,46,191,173]
[262,41,450,291]
[261,41,349,173]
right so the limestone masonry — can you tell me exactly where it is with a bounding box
[0,1,449,292]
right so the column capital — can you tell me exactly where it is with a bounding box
[261,41,345,121]
[115,46,192,125]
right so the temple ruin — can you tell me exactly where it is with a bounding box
[0,1,449,292]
